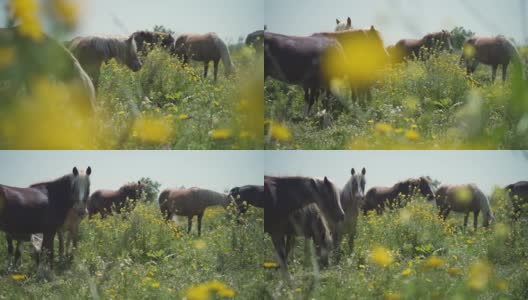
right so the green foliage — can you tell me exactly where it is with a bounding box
[139,177,161,203]
[152,25,175,35]
[450,26,475,50]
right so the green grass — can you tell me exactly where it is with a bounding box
[264,190,528,299]
[0,203,269,299]
[265,52,528,149]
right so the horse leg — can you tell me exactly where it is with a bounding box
[271,234,292,280]
[197,213,204,236]
[463,212,469,228]
[203,62,209,79]
[303,86,311,117]
[502,63,508,81]
[187,216,193,234]
[42,231,56,269]
[491,65,498,82]
[285,235,295,261]
[213,60,219,81]
[473,211,479,231]
[14,240,22,266]
[58,230,65,258]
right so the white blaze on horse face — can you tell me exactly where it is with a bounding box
[73,172,90,213]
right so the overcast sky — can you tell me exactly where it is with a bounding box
[264,151,528,195]
[265,0,527,45]
[0,151,264,193]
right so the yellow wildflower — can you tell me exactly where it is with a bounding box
[132,116,172,143]
[8,0,43,40]
[375,123,393,135]
[151,282,160,288]
[210,129,232,140]
[0,47,15,69]
[270,123,291,141]
[11,274,27,281]
[405,130,420,141]
[424,256,445,269]
[467,260,492,291]
[263,262,278,268]
[401,268,412,276]
[52,0,80,28]
[371,246,393,267]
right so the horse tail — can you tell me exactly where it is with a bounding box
[212,35,235,75]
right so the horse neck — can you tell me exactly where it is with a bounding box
[203,190,229,207]
[32,175,73,208]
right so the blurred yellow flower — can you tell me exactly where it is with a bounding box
[193,239,207,250]
[463,44,476,58]
[424,256,445,269]
[371,246,393,267]
[375,123,393,135]
[455,187,472,205]
[263,262,279,268]
[52,0,79,27]
[178,113,189,120]
[151,282,160,288]
[384,292,401,300]
[186,284,209,300]
[132,116,172,143]
[210,129,232,140]
[11,274,27,281]
[270,123,291,141]
[495,279,508,291]
[0,47,15,69]
[8,0,43,40]
[405,130,420,141]
[401,268,412,276]
[447,267,461,277]
[467,260,492,291]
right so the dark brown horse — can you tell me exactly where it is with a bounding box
[87,181,145,217]
[460,35,521,82]
[336,167,366,251]
[158,187,233,235]
[505,181,528,219]
[0,167,91,268]
[0,27,96,114]
[245,30,264,51]
[436,184,494,230]
[264,32,347,116]
[228,185,264,214]
[131,31,175,54]
[172,33,235,81]
[394,30,453,63]
[67,35,142,88]
[364,177,435,215]
[264,175,344,279]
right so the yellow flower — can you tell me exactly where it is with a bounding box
[447,267,461,277]
[495,279,508,291]
[270,123,291,141]
[401,268,412,276]
[151,282,160,288]
[210,129,232,140]
[186,284,209,300]
[11,274,27,281]
[384,292,401,300]
[0,47,15,69]
[193,239,207,250]
[263,262,279,268]
[52,0,79,27]
[371,246,393,267]
[424,256,445,269]
[405,129,420,141]
[132,116,173,143]
[367,119,374,124]
[217,287,235,298]
[467,260,492,291]
[375,123,393,134]
[8,0,43,40]
[178,113,189,120]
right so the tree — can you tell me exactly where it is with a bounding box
[140,177,162,203]
[450,26,475,50]
[152,25,175,35]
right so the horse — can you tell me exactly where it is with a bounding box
[0,26,96,115]
[284,203,333,268]
[335,17,352,31]
[264,32,347,116]
[172,33,235,81]
[228,185,264,214]
[336,167,366,252]
[131,31,175,54]
[158,187,234,235]
[0,167,91,268]
[364,177,435,215]
[264,175,344,279]
[436,184,494,230]
[57,204,88,258]
[460,35,521,82]
[87,181,145,218]
[394,30,453,63]
[67,35,142,88]
[313,26,390,103]
[245,30,264,51]
[504,181,528,219]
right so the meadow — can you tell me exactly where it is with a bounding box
[265,51,528,150]
[263,189,528,299]
[0,202,269,299]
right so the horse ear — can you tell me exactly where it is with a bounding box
[73,167,79,176]
[324,176,330,185]
[138,180,141,185]
[347,17,352,26]
[370,25,375,31]
[86,167,91,176]
[336,19,340,25]
[362,168,366,175]
[351,168,356,175]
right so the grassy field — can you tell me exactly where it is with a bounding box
[265,52,528,149]
[0,203,269,299]
[264,189,528,299]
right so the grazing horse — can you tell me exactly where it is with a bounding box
[505,181,528,219]
[364,177,435,215]
[394,30,453,63]
[336,167,366,251]
[131,31,175,54]
[264,175,344,278]
[0,167,91,268]
[172,33,235,81]
[460,36,521,82]
[87,181,145,217]
[335,17,352,31]
[264,32,347,116]
[158,187,234,235]
[67,35,142,88]
[284,203,333,268]
[228,185,264,214]
[0,27,96,114]
[313,26,389,103]
[436,184,494,230]
[245,30,264,51]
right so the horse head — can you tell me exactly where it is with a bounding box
[71,166,91,217]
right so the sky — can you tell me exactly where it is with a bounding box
[0,151,264,193]
[0,0,263,42]
[265,0,527,45]
[264,151,528,195]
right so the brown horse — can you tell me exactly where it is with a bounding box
[0,27,96,114]
[67,35,142,88]
[228,185,264,214]
[172,33,235,81]
[364,177,435,215]
[264,175,344,279]
[0,167,91,268]
[394,30,453,63]
[336,167,366,252]
[87,181,145,217]
[245,30,264,51]
[436,184,494,230]
[284,203,333,268]
[335,17,352,31]
[158,187,233,235]
[264,32,347,116]
[131,31,175,54]
[505,181,528,219]
[460,35,521,82]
